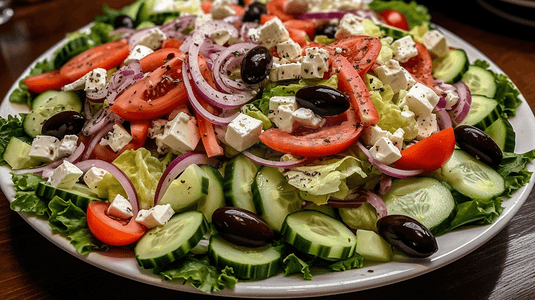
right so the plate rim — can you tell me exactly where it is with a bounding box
[1,23,534,298]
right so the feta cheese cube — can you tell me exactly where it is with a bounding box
[84,68,107,93]
[135,204,175,228]
[444,89,459,109]
[124,45,154,65]
[48,161,83,189]
[269,60,302,82]
[360,125,390,147]
[370,137,402,165]
[391,36,418,63]
[161,112,201,153]
[300,47,329,79]
[136,27,167,50]
[270,104,297,132]
[401,83,440,116]
[210,29,231,46]
[100,124,133,152]
[195,12,213,28]
[416,113,438,140]
[225,113,263,151]
[335,13,365,40]
[292,108,325,128]
[389,128,405,150]
[258,17,289,49]
[269,96,298,114]
[374,59,416,93]
[246,27,259,43]
[211,0,236,19]
[276,39,302,61]
[107,194,133,220]
[29,135,61,162]
[422,30,449,58]
[83,166,108,196]
[58,135,78,158]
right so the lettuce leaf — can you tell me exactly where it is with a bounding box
[157,255,238,294]
[0,115,32,165]
[283,253,312,280]
[10,173,49,216]
[497,150,535,198]
[98,148,165,209]
[328,253,364,272]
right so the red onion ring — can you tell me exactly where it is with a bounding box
[76,159,140,216]
[436,108,453,130]
[327,189,388,218]
[241,150,315,168]
[448,81,472,125]
[82,123,115,161]
[212,42,257,93]
[106,60,144,105]
[154,152,209,205]
[378,174,392,195]
[182,60,240,125]
[356,141,424,178]
[160,15,197,40]
[297,11,348,20]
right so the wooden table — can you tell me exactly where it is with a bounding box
[1,1,535,299]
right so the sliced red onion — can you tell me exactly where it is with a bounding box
[110,28,137,39]
[448,81,472,125]
[128,27,156,49]
[82,123,115,161]
[182,61,240,125]
[154,152,209,205]
[82,108,123,137]
[356,142,424,178]
[181,20,239,52]
[240,22,260,42]
[212,42,257,93]
[378,174,392,195]
[187,29,256,109]
[436,109,453,130]
[434,95,447,111]
[241,150,314,168]
[106,60,145,105]
[76,159,140,216]
[327,189,388,218]
[297,11,348,20]
[160,15,197,40]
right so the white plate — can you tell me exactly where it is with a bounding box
[1,24,534,298]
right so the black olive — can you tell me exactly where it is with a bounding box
[377,215,438,258]
[113,15,135,29]
[295,85,350,116]
[242,1,267,23]
[241,46,273,85]
[316,24,337,39]
[212,207,274,247]
[454,125,503,168]
[41,111,85,139]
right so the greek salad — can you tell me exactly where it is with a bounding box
[3,0,535,294]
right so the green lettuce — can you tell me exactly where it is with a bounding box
[97,148,165,209]
[497,150,535,198]
[156,255,238,294]
[281,156,372,205]
[283,253,312,280]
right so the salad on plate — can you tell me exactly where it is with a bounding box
[2,0,535,294]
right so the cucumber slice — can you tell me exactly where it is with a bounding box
[36,182,102,210]
[281,210,357,260]
[355,229,392,262]
[223,154,259,213]
[251,166,302,233]
[432,49,469,83]
[382,177,456,235]
[377,23,411,39]
[208,235,282,280]
[484,117,515,152]
[197,165,225,222]
[434,150,505,200]
[461,95,502,130]
[52,35,91,69]
[462,65,497,98]
[135,210,209,269]
[159,164,210,212]
[31,90,59,110]
[3,137,41,170]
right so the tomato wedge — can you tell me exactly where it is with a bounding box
[139,48,183,73]
[327,36,382,77]
[331,55,379,127]
[87,201,146,246]
[23,69,71,93]
[379,10,409,31]
[60,39,130,81]
[161,38,184,50]
[259,108,362,157]
[393,128,456,173]
[109,55,188,120]
[401,41,437,91]
[266,0,293,22]
[284,19,315,39]
[92,120,150,163]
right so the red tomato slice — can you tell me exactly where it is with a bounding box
[23,70,71,93]
[139,48,184,73]
[331,55,379,127]
[162,38,184,50]
[201,0,212,13]
[326,36,382,77]
[259,109,363,157]
[284,19,315,39]
[60,39,130,82]
[87,201,146,246]
[260,14,275,25]
[109,55,188,121]
[394,128,456,173]
[287,27,308,48]
[401,41,437,92]
[379,9,409,31]
[266,0,294,22]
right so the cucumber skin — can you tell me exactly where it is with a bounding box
[36,182,101,211]
[485,117,515,152]
[462,95,503,130]
[208,235,282,280]
[135,211,210,269]
[223,155,258,213]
